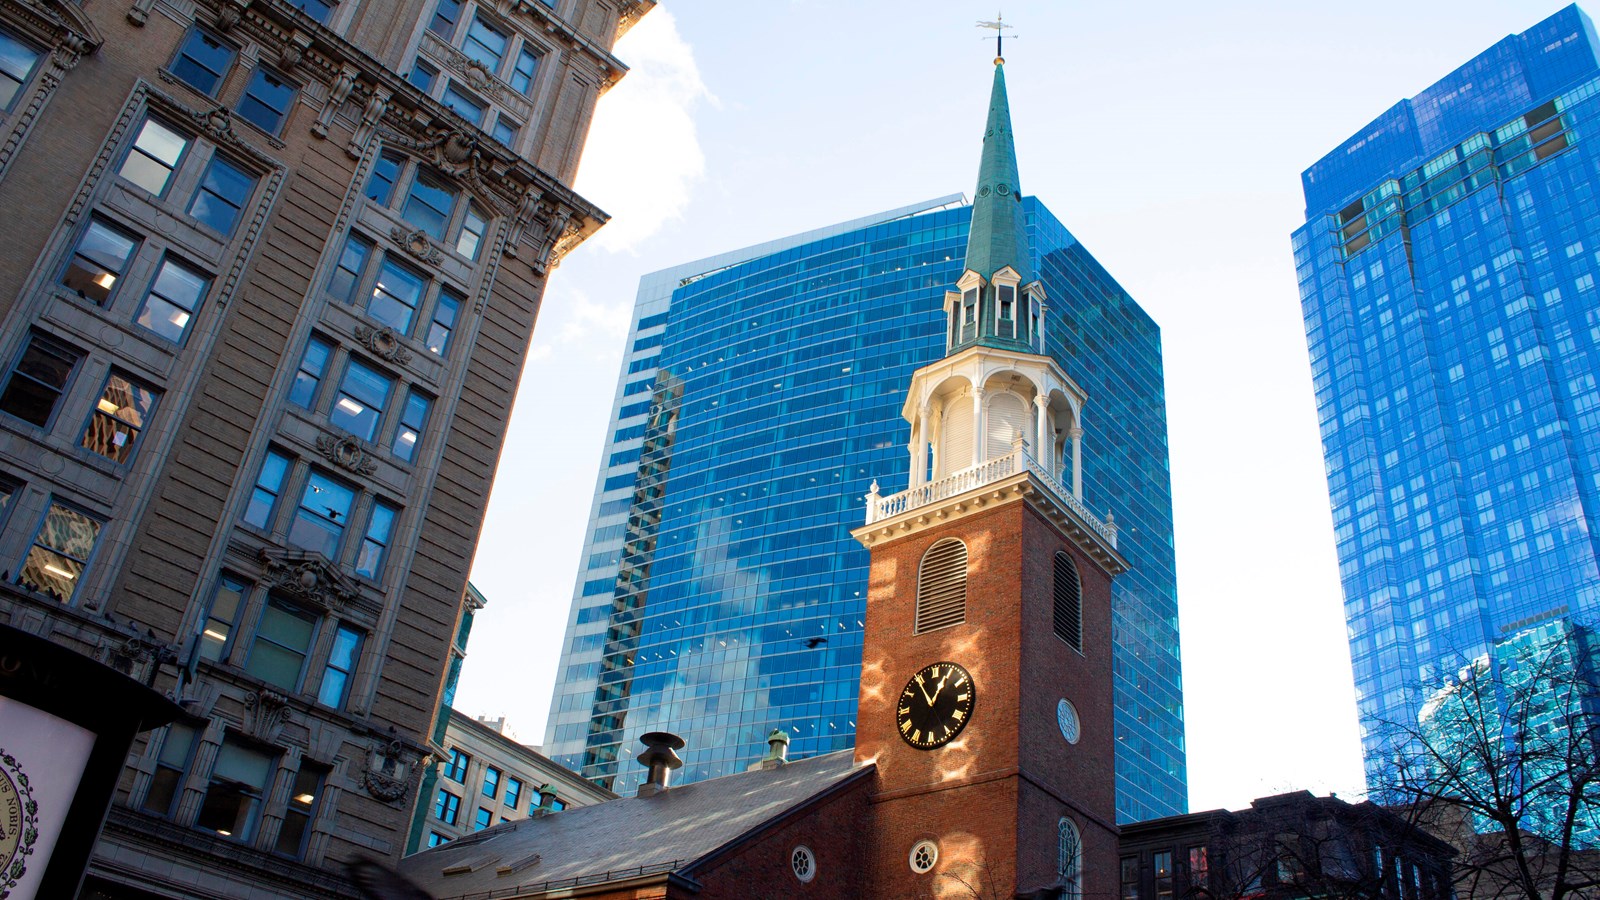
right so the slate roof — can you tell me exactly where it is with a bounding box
[400,750,870,898]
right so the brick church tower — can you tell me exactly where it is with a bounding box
[851,50,1128,899]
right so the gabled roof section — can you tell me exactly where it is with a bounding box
[400,750,869,898]
[964,60,1033,284]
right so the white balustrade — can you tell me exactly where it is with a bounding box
[864,447,1117,550]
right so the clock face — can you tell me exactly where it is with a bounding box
[896,661,976,749]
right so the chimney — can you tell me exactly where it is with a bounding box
[533,783,559,816]
[748,728,790,771]
[635,731,684,797]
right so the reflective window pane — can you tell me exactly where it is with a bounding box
[80,372,159,463]
[136,257,210,343]
[0,333,81,426]
[170,30,235,96]
[288,470,354,558]
[330,359,391,441]
[119,119,188,195]
[0,29,40,110]
[236,68,296,135]
[188,156,256,236]
[61,218,138,306]
[368,257,426,332]
[19,502,101,602]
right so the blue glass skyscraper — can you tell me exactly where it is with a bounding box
[545,93,1183,821]
[1295,5,1600,782]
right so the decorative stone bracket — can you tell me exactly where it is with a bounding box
[315,432,379,477]
[258,548,359,613]
[352,323,413,365]
[243,689,291,742]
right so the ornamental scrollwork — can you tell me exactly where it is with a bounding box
[258,548,358,613]
[361,739,412,803]
[315,432,378,477]
[388,225,443,266]
[243,689,292,741]
[353,323,413,365]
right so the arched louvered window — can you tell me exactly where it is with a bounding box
[986,390,1030,460]
[1058,817,1082,899]
[1053,551,1082,651]
[916,538,968,634]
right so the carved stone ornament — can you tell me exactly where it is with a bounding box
[546,219,585,270]
[244,689,292,741]
[352,323,413,365]
[389,225,443,266]
[258,548,359,613]
[362,740,411,802]
[190,106,242,147]
[316,432,379,477]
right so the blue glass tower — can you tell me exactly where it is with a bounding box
[1294,4,1600,784]
[545,70,1183,822]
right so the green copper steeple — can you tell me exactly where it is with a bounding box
[963,59,1032,284]
[943,56,1045,359]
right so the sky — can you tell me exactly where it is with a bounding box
[456,1,1574,814]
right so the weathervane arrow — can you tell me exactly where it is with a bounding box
[976,13,1015,62]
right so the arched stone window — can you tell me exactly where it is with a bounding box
[1053,551,1082,651]
[1058,816,1083,899]
[916,538,967,634]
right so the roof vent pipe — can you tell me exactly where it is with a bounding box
[749,728,791,771]
[635,731,685,798]
[534,783,559,816]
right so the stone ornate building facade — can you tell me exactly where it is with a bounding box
[0,0,648,896]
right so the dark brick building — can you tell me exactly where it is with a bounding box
[1118,791,1456,900]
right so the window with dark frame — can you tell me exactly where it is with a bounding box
[0,333,82,427]
[80,371,158,464]
[1120,856,1141,900]
[118,118,188,196]
[456,204,488,259]
[392,390,430,462]
[368,256,427,333]
[235,67,296,135]
[274,763,327,858]
[473,806,492,830]
[330,358,391,441]
[440,82,486,128]
[355,500,397,579]
[427,290,460,356]
[428,0,463,38]
[0,29,41,111]
[18,500,100,601]
[245,596,318,691]
[289,335,334,410]
[188,156,256,237]
[243,449,290,529]
[491,115,517,146]
[328,233,373,303]
[317,625,362,707]
[140,722,198,817]
[427,831,450,847]
[288,469,355,559]
[462,15,508,71]
[510,47,539,94]
[443,748,469,781]
[482,766,500,799]
[504,776,523,809]
[200,575,249,663]
[61,217,139,306]
[408,62,437,92]
[365,151,403,205]
[135,256,210,343]
[284,0,335,24]
[170,30,236,96]
[434,789,460,824]
[195,737,274,841]
[401,168,460,240]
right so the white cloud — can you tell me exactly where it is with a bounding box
[574,9,711,252]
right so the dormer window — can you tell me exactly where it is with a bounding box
[998,284,1015,338]
[961,288,977,343]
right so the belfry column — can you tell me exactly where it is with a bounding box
[1069,425,1084,499]
[1033,394,1050,471]
[971,387,986,469]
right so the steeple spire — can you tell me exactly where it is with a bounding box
[964,58,1033,285]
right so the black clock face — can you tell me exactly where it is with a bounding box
[896,661,975,749]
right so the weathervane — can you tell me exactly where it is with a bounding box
[976,13,1015,63]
